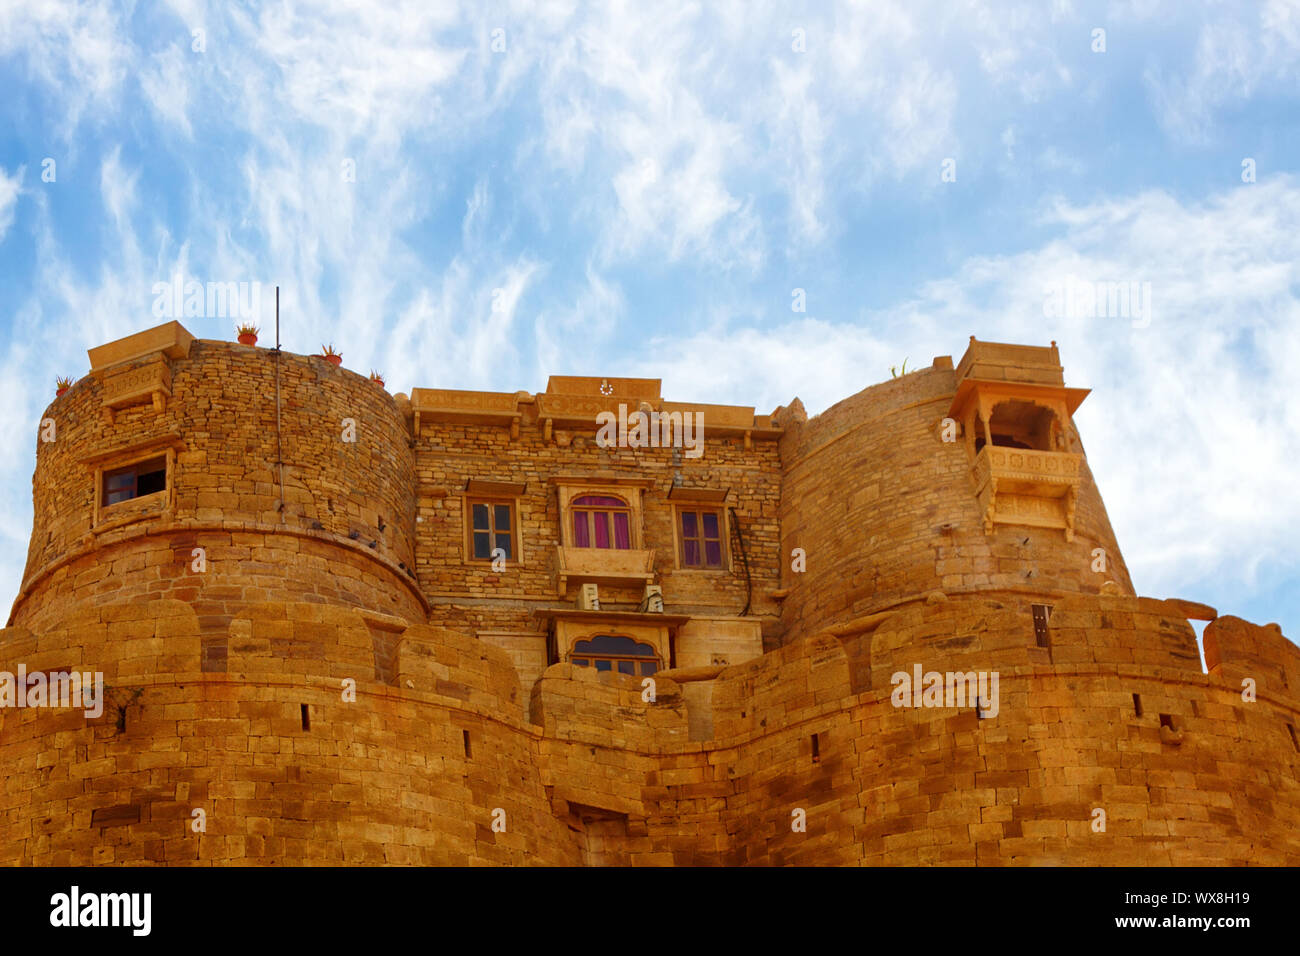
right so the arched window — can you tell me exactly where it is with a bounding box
[974,400,1059,453]
[571,495,632,549]
[570,634,659,676]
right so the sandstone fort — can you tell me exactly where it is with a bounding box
[1,321,1296,865]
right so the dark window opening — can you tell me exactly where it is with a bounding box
[570,634,659,677]
[975,433,1034,453]
[1132,693,1143,717]
[102,456,167,506]
[468,499,515,561]
[1159,713,1176,731]
[300,704,310,731]
[1287,724,1299,753]
[811,733,821,763]
[462,729,472,758]
[974,400,1060,454]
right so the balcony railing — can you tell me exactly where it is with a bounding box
[970,445,1083,539]
[554,545,656,597]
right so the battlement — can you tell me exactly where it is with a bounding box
[1,587,1296,865]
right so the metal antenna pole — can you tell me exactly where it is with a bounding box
[275,286,285,522]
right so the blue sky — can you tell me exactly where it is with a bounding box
[1,0,1298,644]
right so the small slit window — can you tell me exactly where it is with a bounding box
[102,455,167,507]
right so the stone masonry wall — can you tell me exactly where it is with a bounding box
[529,594,1300,865]
[1,569,1295,865]
[415,416,783,642]
[0,602,581,865]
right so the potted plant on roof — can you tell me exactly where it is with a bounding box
[321,344,342,367]
[236,323,260,346]
[369,370,385,387]
[55,375,73,397]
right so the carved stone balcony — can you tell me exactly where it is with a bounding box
[554,546,656,597]
[99,355,173,419]
[970,445,1082,540]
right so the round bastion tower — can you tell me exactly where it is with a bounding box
[9,321,423,648]
[775,338,1134,642]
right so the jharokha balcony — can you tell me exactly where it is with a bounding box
[947,337,1091,542]
[554,545,656,597]
[970,445,1083,540]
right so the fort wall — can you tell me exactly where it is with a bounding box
[3,593,1294,865]
[2,327,1295,867]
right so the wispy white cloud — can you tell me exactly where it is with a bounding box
[139,44,194,138]
[0,0,131,138]
[0,166,21,243]
[1144,0,1300,143]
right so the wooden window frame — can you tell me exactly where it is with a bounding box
[554,480,649,551]
[567,633,661,677]
[463,495,522,566]
[672,504,729,570]
[101,455,167,507]
[570,494,634,550]
[92,447,176,529]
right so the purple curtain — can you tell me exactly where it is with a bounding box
[571,497,631,549]
[702,512,721,566]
